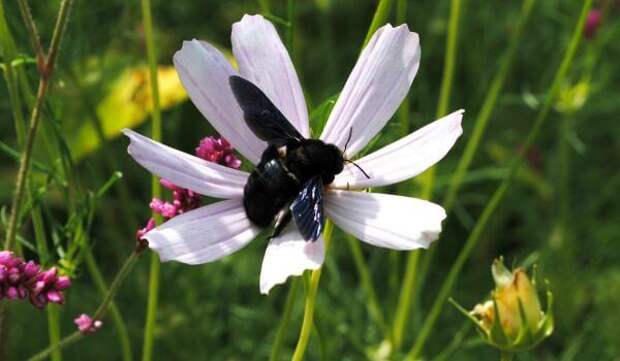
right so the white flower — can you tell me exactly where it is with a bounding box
[123,14,464,295]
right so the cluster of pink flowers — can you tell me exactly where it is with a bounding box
[195,136,242,169]
[0,251,71,308]
[150,179,202,218]
[136,136,241,239]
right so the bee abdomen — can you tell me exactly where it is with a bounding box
[243,158,300,228]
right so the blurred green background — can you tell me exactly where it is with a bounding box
[1,0,619,360]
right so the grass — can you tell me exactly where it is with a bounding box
[1,0,619,360]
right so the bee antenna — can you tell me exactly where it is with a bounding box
[343,127,353,155]
[345,159,370,179]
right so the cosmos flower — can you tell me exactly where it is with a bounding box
[124,14,463,294]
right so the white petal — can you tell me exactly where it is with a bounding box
[144,199,261,264]
[320,24,421,157]
[173,39,265,164]
[232,15,309,137]
[123,129,248,199]
[324,190,445,250]
[259,224,324,295]
[332,110,464,189]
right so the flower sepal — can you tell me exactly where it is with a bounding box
[450,258,554,353]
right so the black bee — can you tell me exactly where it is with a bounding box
[229,76,367,242]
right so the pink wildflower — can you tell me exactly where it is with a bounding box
[74,314,102,335]
[0,251,71,308]
[136,136,241,236]
[196,136,242,169]
[584,9,602,39]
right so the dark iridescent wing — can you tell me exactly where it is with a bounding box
[229,75,303,147]
[290,176,324,242]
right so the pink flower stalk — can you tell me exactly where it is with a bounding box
[74,314,102,335]
[0,251,71,308]
[584,9,602,39]
[125,15,464,294]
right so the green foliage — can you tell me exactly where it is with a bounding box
[1,0,619,360]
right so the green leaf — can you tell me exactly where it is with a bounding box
[309,93,338,138]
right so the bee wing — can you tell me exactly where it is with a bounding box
[229,76,304,147]
[290,176,324,242]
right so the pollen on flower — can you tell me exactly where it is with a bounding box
[74,313,103,335]
[0,251,71,309]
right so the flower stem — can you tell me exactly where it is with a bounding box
[270,278,300,361]
[4,0,73,251]
[346,236,388,335]
[405,1,593,359]
[291,221,333,361]
[362,0,393,48]
[392,0,462,351]
[500,351,514,361]
[46,305,62,361]
[391,249,419,349]
[84,248,134,361]
[27,248,143,361]
[286,0,295,57]
[442,0,537,211]
[140,0,162,358]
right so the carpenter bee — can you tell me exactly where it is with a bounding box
[229,76,368,242]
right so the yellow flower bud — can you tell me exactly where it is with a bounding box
[490,260,543,340]
[453,257,554,353]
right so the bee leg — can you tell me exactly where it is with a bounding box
[270,208,292,239]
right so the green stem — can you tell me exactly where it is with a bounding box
[270,279,300,361]
[16,0,44,66]
[500,351,514,361]
[258,0,271,14]
[391,250,419,349]
[286,0,295,57]
[442,0,536,211]
[84,248,134,361]
[140,0,162,358]
[362,0,393,48]
[4,0,73,250]
[27,248,143,361]
[392,0,462,351]
[46,305,62,361]
[291,221,333,361]
[405,1,593,359]
[346,236,388,335]
[395,0,407,24]
[404,0,537,341]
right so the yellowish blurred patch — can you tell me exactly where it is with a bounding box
[72,65,187,160]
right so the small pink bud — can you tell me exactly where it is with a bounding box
[8,268,21,284]
[0,251,13,264]
[55,276,71,290]
[23,261,41,279]
[74,314,102,335]
[584,9,602,39]
[136,218,156,239]
[33,280,46,294]
[6,287,19,299]
[46,290,64,304]
[42,267,58,284]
